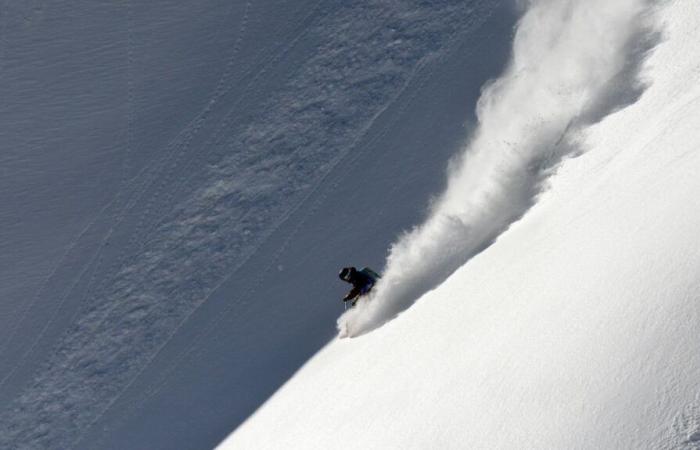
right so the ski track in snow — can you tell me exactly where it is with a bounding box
[339,0,660,337]
[0,1,497,449]
[0,0,249,378]
[0,0,258,396]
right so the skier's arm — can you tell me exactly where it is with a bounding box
[343,287,361,302]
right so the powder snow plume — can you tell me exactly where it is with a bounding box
[339,0,658,337]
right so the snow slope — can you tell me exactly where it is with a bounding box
[0,1,517,449]
[222,1,700,449]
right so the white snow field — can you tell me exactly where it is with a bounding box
[222,1,700,449]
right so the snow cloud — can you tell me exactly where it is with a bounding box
[339,0,658,337]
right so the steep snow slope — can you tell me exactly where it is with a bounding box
[222,1,700,449]
[0,1,517,449]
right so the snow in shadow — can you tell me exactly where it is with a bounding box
[339,0,662,337]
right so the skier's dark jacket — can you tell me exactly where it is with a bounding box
[339,267,375,302]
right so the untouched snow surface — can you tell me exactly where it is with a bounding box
[222,1,700,449]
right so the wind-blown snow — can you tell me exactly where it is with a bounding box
[339,0,656,336]
[223,1,700,448]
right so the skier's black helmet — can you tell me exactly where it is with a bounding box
[339,267,356,282]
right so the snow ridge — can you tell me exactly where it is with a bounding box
[339,0,657,337]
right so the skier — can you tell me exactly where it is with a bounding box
[338,266,380,306]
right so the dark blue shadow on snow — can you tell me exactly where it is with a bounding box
[75,2,522,450]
